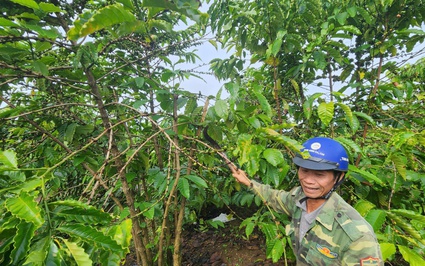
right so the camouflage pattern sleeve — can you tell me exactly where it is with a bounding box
[249,180,299,217]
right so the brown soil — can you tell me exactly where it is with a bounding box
[125,218,294,266]
[180,219,290,266]
[125,205,295,265]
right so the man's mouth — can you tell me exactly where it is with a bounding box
[303,186,319,193]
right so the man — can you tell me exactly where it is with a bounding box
[231,137,383,266]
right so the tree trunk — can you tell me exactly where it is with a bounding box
[84,69,151,266]
[173,97,210,265]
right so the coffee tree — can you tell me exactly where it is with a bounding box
[208,0,425,264]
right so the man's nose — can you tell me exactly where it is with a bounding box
[301,173,316,183]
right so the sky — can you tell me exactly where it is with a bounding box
[176,36,230,99]
[173,3,231,101]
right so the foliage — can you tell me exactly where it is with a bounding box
[0,150,132,265]
[0,0,211,265]
[207,0,425,264]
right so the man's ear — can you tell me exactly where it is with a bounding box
[333,171,345,184]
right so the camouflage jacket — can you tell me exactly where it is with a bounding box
[250,181,383,266]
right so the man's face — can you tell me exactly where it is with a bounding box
[298,167,336,198]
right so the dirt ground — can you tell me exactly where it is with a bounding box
[180,219,291,266]
[125,219,294,266]
[124,204,295,265]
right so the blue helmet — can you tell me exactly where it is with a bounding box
[292,137,349,172]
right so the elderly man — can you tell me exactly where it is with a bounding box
[231,137,383,266]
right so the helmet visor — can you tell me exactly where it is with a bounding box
[292,154,340,171]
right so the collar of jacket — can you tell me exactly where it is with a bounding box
[294,188,343,232]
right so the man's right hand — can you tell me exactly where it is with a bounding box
[231,168,252,187]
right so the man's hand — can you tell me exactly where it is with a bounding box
[231,167,251,187]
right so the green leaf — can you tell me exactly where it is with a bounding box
[364,209,386,232]
[265,238,276,259]
[240,193,254,206]
[23,236,51,265]
[184,97,197,115]
[214,99,229,119]
[45,239,62,265]
[335,25,361,35]
[398,28,425,35]
[263,148,284,167]
[62,239,93,266]
[318,101,334,126]
[354,199,375,217]
[290,79,300,96]
[57,224,124,253]
[1,178,43,195]
[388,132,415,150]
[253,85,272,117]
[75,124,94,136]
[391,153,407,180]
[0,107,15,120]
[50,200,113,224]
[65,123,77,142]
[271,238,284,263]
[313,51,327,69]
[11,222,36,264]
[0,150,18,169]
[208,39,218,49]
[50,199,96,209]
[337,103,359,132]
[267,30,286,57]
[244,221,255,239]
[247,154,261,176]
[0,214,20,231]
[0,18,18,27]
[0,229,15,254]
[380,242,396,261]
[336,136,362,155]
[240,217,256,238]
[398,245,425,266]
[177,178,190,199]
[39,2,63,13]
[142,0,204,23]
[303,93,323,120]
[148,19,173,32]
[183,174,208,189]
[55,208,112,225]
[387,212,425,245]
[357,6,373,25]
[31,61,49,76]
[335,12,349,25]
[68,4,136,41]
[116,0,134,9]
[259,128,304,153]
[10,0,39,10]
[271,35,283,56]
[5,192,44,227]
[390,209,425,223]
[108,219,132,249]
[347,6,357,17]
[353,111,375,125]
[348,165,384,186]
[138,202,155,219]
[134,77,145,88]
